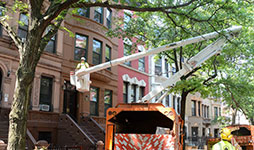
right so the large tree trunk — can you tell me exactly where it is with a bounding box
[180,89,189,150]
[7,66,34,149]
[7,24,43,149]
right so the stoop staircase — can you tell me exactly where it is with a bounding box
[79,116,105,144]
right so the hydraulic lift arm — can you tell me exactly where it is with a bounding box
[71,26,242,97]
[75,26,241,78]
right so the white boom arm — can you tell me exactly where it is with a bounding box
[75,26,242,78]
[142,37,227,102]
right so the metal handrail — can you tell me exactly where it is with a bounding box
[89,116,105,134]
[65,114,95,145]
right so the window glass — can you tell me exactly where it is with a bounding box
[106,9,112,28]
[104,89,112,117]
[77,8,89,18]
[75,34,88,60]
[124,12,131,29]
[105,45,111,70]
[130,84,136,103]
[124,44,132,66]
[207,106,210,118]
[105,45,111,62]
[90,86,99,116]
[214,107,218,117]
[123,82,128,103]
[18,14,29,39]
[94,7,103,24]
[39,76,53,111]
[0,5,5,37]
[191,100,196,116]
[139,86,145,100]
[138,57,145,72]
[165,95,170,107]
[198,101,201,116]
[177,97,181,114]
[173,95,176,109]
[155,59,162,75]
[172,67,176,75]
[165,61,169,77]
[93,39,102,65]
[44,27,57,53]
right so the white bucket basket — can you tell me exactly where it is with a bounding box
[70,71,90,92]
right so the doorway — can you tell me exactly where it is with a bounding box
[63,81,78,121]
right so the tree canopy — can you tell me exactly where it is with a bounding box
[108,0,254,124]
[1,0,254,149]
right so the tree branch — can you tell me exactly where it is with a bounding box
[203,56,218,86]
[29,0,44,18]
[39,10,67,55]
[43,0,196,28]
[74,0,196,11]
[0,17,22,49]
[225,85,249,119]
[181,67,201,80]
[173,49,179,72]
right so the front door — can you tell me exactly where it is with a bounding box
[63,81,78,121]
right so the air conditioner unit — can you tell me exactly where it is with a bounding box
[39,104,50,112]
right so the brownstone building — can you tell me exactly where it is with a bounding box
[0,1,118,149]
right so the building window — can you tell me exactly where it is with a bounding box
[214,106,218,118]
[139,86,145,100]
[138,57,145,72]
[124,11,131,29]
[94,7,103,24]
[130,84,137,103]
[74,34,88,61]
[106,8,112,28]
[124,43,131,66]
[18,13,29,39]
[198,101,201,117]
[207,106,209,118]
[138,46,145,72]
[123,82,128,103]
[93,39,102,65]
[105,45,111,70]
[104,89,112,117]
[0,5,4,37]
[165,61,169,77]
[173,95,176,109]
[165,95,170,107]
[177,97,181,114]
[202,128,206,137]
[39,76,53,111]
[155,58,162,76]
[219,107,221,116]
[191,100,196,116]
[191,127,198,139]
[44,27,57,54]
[172,67,176,75]
[90,86,99,116]
[77,7,89,18]
[204,105,207,118]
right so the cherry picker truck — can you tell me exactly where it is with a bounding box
[70,26,242,150]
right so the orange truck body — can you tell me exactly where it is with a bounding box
[207,125,254,150]
[105,103,183,150]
